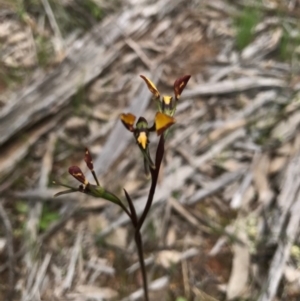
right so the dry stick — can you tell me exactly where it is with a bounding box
[169,197,205,231]
[121,276,169,301]
[0,114,65,182]
[127,256,154,274]
[24,133,57,294]
[258,154,300,301]
[40,0,64,56]
[182,77,285,98]
[24,253,52,301]
[0,200,14,301]
[230,171,253,209]
[158,198,172,246]
[124,37,153,70]
[258,193,300,301]
[37,134,57,227]
[195,128,246,167]
[0,203,79,274]
[182,249,191,299]
[0,21,122,145]
[24,262,38,299]
[86,259,115,284]
[0,170,20,193]
[187,168,246,205]
[62,229,83,291]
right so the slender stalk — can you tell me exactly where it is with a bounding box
[122,135,165,300]
[137,135,165,231]
[123,188,138,227]
[92,170,100,186]
[124,189,147,299]
[118,202,132,220]
[133,135,165,300]
[135,231,149,301]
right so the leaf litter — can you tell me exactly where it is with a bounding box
[1,0,300,300]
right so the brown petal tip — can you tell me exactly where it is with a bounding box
[174,75,191,100]
[69,166,88,185]
[84,148,94,171]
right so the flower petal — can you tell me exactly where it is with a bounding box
[120,113,136,132]
[84,147,100,186]
[140,75,160,98]
[155,112,175,136]
[173,75,191,100]
[68,166,88,185]
[161,95,175,115]
[136,131,148,149]
[162,95,173,105]
[84,148,94,171]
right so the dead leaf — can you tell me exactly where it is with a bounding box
[87,214,108,234]
[193,287,220,301]
[156,250,181,268]
[0,238,6,253]
[65,116,89,134]
[252,153,274,207]
[76,285,118,299]
[269,156,288,174]
[166,226,177,246]
[105,227,128,249]
[226,221,250,300]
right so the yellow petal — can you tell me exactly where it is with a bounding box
[162,95,172,105]
[120,113,136,131]
[140,75,160,98]
[137,131,148,149]
[155,112,175,136]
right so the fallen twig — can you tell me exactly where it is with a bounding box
[0,199,15,301]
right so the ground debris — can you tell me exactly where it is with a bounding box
[1,0,300,300]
